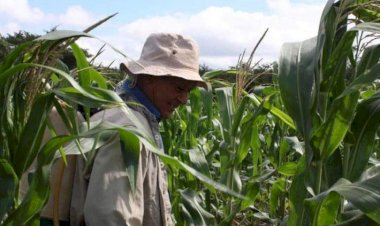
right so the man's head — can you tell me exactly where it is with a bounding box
[120,32,207,119]
[137,75,197,118]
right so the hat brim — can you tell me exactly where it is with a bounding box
[120,61,208,89]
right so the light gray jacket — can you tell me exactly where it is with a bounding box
[72,103,173,226]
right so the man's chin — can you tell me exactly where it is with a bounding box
[160,111,172,119]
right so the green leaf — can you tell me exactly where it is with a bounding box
[231,95,249,137]
[0,159,17,222]
[338,63,380,99]
[88,68,108,89]
[13,93,54,177]
[251,125,261,176]
[0,42,33,73]
[311,91,359,161]
[269,178,286,216]
[0,63,34,85]
[119,130,141,194]
[278,162,298,176]
[200,88,213,128]
[179,189,214,226]
[36,29,130,60]
[278,37,316,138]
[318,192,341,226]
[248,93,296,130]
[202,69,237,80]
[215,87,234,136]
[351,22,380,34]
[188,148,211,178]
[235,118,254,165]
[53,86,120,108]
[240,182,260,210]
[322,30,357,96]
[309,174,380,218]
[356,44,380,78]
[36,30,92,41]
[347,98,380,181]
[315,0,337,84]
[288,156,309,226]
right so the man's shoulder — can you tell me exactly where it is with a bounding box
[90,106,148,126]
[90,107,131,125]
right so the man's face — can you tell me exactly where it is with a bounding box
[146,76,198,119]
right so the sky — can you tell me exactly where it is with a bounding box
[0,0,327,69]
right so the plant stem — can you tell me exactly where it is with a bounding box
[315,160,323,195]
[342,144,350,178]
[226,167,234,216]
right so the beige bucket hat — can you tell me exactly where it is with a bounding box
[120,33,207,88]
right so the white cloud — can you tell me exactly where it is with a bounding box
[58,5,96,28]
[0,23,21,35]
[102,1,324,69]
[0,0,44,23]
[0,0,97,32]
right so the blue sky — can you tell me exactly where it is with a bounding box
[0,0,327,69]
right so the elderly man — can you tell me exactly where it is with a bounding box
[74,33,207,226]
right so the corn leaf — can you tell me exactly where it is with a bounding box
[269,178,286,216]
[278,37,315,137]
[306,191,341,226]
[235,118,254,165]
[215,87,234,136]
[307,174,380,223]
[356,44,380,77]
[119,129,141,194]
[36,30,92,41]
[311,91,359,161]
[351,22,380,34]
[287,156,309,226]
[200,88,213,128]
[347,98,380,181]
[71,43,91,87]
[0,159,17,222]
[13,93,54,177]
[247,94,296,130]
[338,63,380,99]
[277,162,298,177]
[231,95,249,137]
[188,148,211,178]
[179,188,214,226]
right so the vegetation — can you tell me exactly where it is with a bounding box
[0,0,380,225]
[164,0,380,225]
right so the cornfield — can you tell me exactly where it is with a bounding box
[1,0,380,225]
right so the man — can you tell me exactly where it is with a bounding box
[76,33,207,226]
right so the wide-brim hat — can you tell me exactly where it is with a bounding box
[120,33,207,89]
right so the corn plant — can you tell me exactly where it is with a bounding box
[278,0,380,225]
[0,17,134,224]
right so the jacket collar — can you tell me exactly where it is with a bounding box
[121,80,161,122]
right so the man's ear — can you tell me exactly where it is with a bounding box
[145,75,155,84]
[138,75,155,90]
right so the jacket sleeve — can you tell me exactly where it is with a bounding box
[83,135,148,226]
